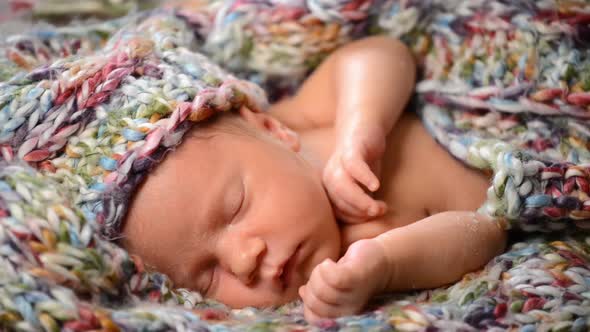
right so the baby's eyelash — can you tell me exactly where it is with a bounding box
[229,180,245,222]
[204,267,216,295]
[233,189,244,219]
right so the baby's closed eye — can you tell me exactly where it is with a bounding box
[222,175,245,223]
[195,176,245,295]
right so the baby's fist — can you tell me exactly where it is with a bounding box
[299,239,388,323]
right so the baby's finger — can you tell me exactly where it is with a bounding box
[324,176,368,215]
[307,261,346,305]
[307,277,342,305]
[319,259,355,291]
[372,200,388,217]
[336,179,382,216]
[300,284,331,319]
[334,195,383,221]
[305,259,329,290]
[323,167,384,219]
[329,194,369,220]
[303,306,323,324]
[332,194,388,223]
[342,153,380,192]
[334,209,370,224]
[303,287,348,320]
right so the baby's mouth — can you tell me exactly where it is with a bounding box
[278,243,302,291]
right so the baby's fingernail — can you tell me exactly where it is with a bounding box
[368,205,378,217]
[370,181,379,191]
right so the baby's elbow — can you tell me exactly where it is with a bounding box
[362,36,416,83]
[439,210,508,256]
[475,212,508,256]
[367,36,414,60]
[386,38,416,85]
[338,36,416,81]
[349,35,410,53]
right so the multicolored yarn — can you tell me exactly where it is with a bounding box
[0,163,211,331]
[1,0,157,22]
[180,0,590,232]
[1,11,268,239]
[0,0,589,331]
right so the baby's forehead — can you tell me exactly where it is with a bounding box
[122,117,258,259]
[174,118,272,170]
[190,112,255,139]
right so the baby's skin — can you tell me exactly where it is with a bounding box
[122,36,507,322]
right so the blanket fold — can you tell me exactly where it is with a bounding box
[0,1,589,331]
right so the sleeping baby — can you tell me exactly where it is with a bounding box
[121,36,507,322]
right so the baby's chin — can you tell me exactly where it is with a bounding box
[276,237,340,307]
[303,230,341,275]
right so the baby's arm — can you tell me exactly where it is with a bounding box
[284,36,416,223]
[329,36,416,138]
[326,37,416,223]
[275,36,415,131]
[374,211,507,291]
[299,212,506,321]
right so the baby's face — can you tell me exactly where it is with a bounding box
[123,113,341,308]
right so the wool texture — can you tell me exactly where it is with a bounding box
[0,0,589,331]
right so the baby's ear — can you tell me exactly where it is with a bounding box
[239,106,301,152]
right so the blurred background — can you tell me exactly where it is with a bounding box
[0,0,164,34]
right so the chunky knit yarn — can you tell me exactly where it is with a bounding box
[0,1,589,331]
[1,12,268,239]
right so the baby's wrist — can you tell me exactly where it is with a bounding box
[337,123,387,152]
[337,110,388,137]
[368,236,393,294]
[373,234,399,293]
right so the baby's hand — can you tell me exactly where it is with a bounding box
[322,127,388,223]
[299,239,388,323]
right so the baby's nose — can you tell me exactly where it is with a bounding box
[227,237,266,285]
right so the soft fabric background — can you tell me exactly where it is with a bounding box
[0,1,589,331]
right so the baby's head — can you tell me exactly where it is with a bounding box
[122,107,341,308]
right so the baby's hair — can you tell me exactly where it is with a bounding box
[188,111,258,140]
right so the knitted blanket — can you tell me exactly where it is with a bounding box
[1,1,589,331]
